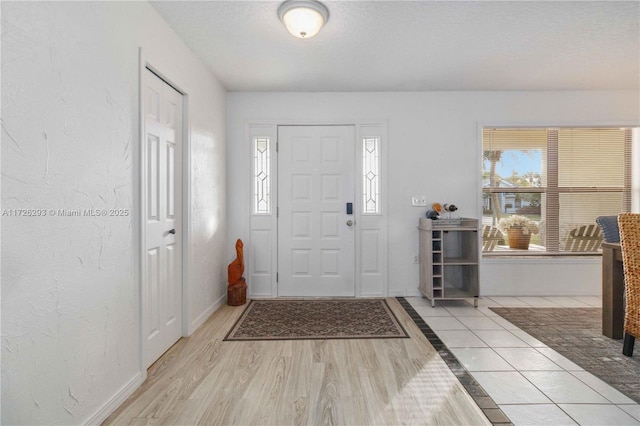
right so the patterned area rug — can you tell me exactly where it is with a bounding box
[490,307,640,403]
[224,299,409,341]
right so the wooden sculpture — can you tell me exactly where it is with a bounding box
[227,239,247,306]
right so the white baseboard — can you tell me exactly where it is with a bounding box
[248,292,274,298]
[84,371,145,426]
[188,292,226,335]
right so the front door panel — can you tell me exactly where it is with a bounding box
[277,125,355,297]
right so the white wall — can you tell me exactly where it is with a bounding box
[227,91,638,297]
[1,2,226,424]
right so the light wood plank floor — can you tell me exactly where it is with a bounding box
[104,298,489,425]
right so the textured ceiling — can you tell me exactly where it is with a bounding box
[150,1,640,92]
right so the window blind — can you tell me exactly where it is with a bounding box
[554,128,628,251]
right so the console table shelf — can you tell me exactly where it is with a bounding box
[418,218,480,307]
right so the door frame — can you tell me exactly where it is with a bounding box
[137,50,191,375]
[246,120,388,298]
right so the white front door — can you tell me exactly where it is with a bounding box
[142,68,183,368]
[277,125,355,297]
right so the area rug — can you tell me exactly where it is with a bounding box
[490,307,640,403]
[224,299,409,341]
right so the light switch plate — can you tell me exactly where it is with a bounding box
[412,195,427,206]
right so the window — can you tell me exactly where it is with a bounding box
[482,127,633,254]
[362,137,380,214]
[253,137,271,214]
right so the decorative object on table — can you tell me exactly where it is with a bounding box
[425,209,439,220]
[441,203,459,222]
[427,202,461,223]
[425,202,442,220]
[497,215,539,250]
[227,239,247,306]
[618,213,640,357]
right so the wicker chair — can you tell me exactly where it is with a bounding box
[618,213,640,357]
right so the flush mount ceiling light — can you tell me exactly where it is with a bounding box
[278,0,329,39]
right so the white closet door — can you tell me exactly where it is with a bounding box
[142,68,183,368]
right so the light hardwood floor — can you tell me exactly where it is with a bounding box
[104,298,489,425]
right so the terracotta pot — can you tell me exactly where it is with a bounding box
[507,228,531,249]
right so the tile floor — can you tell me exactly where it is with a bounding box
[406,296,640,426]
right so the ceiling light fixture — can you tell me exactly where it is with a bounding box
[278,0,329,39]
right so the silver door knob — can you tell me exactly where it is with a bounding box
[346,220,353,226]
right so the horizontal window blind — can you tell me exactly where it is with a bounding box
[557,128,626,188]
[483,128,547,150]
[553,128,628,252]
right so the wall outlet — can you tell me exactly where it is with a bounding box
[413,255,419,264]
[411,195,427,206]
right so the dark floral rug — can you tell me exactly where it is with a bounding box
[490,307,640,403]
[224,299,409,341]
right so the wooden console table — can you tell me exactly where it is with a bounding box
[602,242,624,339]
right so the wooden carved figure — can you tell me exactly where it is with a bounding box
[227,239,247,306]
[228,239,244,284]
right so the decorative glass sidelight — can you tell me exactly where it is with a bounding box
[253,137,271,214]
[362,137,380,214]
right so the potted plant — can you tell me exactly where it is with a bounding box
[497,215,540,249]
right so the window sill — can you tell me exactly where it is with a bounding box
[482,254,601,264]
[483,244,602,258]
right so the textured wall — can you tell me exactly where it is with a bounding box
[226,91,639,297]
[1,2,226,424]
